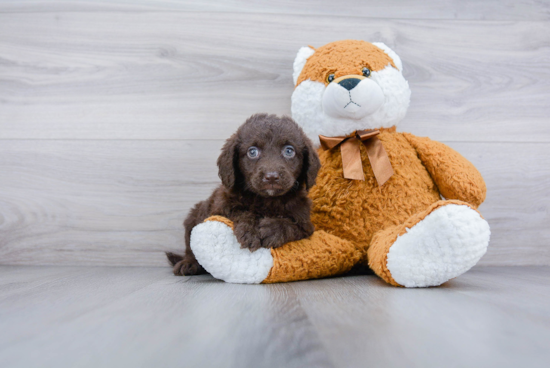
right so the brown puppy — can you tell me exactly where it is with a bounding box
[166,113,321,276]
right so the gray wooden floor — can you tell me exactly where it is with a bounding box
[0,266,549,368]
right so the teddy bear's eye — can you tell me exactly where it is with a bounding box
[362,67,371,78]
[326,74,335,83]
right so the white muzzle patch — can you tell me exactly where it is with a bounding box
[322,77,384,120]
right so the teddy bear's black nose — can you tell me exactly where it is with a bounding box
[338,78,362,91]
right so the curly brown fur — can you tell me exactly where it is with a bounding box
[167,113,321,276]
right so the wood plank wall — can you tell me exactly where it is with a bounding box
[1,1,549,266]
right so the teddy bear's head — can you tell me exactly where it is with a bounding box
[291,40,411,146]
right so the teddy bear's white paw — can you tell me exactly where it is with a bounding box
[386,204,490,288]
[190,221,273,284]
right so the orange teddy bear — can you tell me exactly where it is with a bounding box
[190,40,490,287]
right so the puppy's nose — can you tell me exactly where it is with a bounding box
[338,77,362,91]
[263,172,280,183]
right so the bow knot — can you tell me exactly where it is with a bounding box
[319,129,394,185]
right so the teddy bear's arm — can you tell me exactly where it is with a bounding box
[403,133,486,207]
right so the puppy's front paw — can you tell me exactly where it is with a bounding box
[258,218,286,249]
[173,256,206,276]
[234,223,262,252]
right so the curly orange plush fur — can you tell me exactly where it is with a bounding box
[311,128,486,250]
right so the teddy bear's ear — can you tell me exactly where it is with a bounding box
[293,46,316,85]
[372,42,403,72]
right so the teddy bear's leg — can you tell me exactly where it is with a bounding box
[367,200,490,287]
[190,216,362,284]
[190,216,274,283]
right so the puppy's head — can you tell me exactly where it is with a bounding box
[217,113,321,197]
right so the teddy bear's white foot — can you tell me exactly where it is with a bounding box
[386,204,490,288]
[190,220,273,284]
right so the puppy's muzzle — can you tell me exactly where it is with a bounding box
[261,171,283,192]
[263,172,280,184]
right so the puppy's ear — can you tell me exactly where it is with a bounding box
[300,136,321,190]
[217,133,239,189]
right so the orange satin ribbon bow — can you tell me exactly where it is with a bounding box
[319,130,394,185]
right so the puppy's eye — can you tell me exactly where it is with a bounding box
[282,145,295,158]
[362,67,371,78]
[326,74,335,83]
[247,146,260,159]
